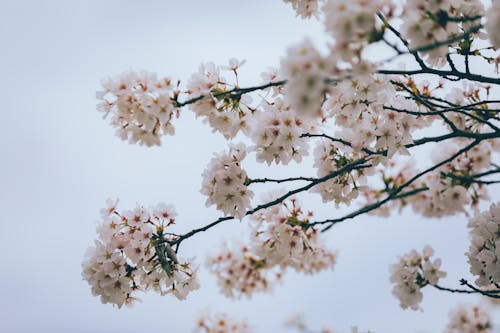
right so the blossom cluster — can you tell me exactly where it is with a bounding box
[401,0,485,66]
[250,98,314,165]
[97,70,178,146]
[194,311,252,333]
[201,143,254,219]
[323,0,392,61]
[389,245,446,310]
[445,304,491,333]
[280,39,331,118]
[207,244,280,299]
[467,202,500,287]
[82,199,199,307]
[324,73,426,159]
[186,60,253,139]
[250,197,337,274]
[282,0,321,19]
[487,1,500,49]
[363,137,496,218]
[208,197,336,298]
[412,140,494,217]
[312,140,369,206]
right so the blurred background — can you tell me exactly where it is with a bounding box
[0,1,498,332]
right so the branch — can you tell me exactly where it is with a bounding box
[170,158,372,247]
[247,176,316,185]
[430,283,476,294]
[175,80,286,108]
[459,279,500,299]
[379,68,500,85]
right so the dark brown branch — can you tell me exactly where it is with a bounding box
[175,80,286,108]
[247,176,316,185]
[379,68,500,85]
[460,279,500,298]
[430,284,476,294]
[170,159,372,247]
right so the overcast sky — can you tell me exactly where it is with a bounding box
[1,1,499,332]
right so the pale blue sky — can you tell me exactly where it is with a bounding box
[0,1,498,332]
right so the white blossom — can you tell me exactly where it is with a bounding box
[96,70,178,146]
[411,140,493,218]
[249,98,314,165]
[186,61,253,139]
[283,0,322,19]
[312,140,369,206]
[206,244,279,299]
[250,197,336,274]
[82,200,199,307]
[445,304,491,333]
[467,202,500,287]
[401,0,484,67]
[280,39,331,118]
[389,245,446,310]
[194,311,252,333]
[200,143,253,219]
[323,0,391,61]
[486,1,500,49]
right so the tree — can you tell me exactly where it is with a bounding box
[82,0,500,331]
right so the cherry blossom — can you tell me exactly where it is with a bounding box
[389,245,446,310]
[323,0,392,61]
[82,200,199,307]
[282,0,322,19]
[97,70,179,146]
[467,202,500,287]
[280,39,331,119]
[250,197,337,274]
[401,0,484,67]
[445,303,491,333]
[487,1,500,49]
[186,61,253,139]
[194,311,252,333]
[249,98,315,165]
[200,143,254,219]
[206,243,279,299]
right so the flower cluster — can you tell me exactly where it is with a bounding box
[186,60,253,139]
[208,197,336,298]
[401,0,484,66]
[445,304,491,333]
[250,197,337,274]
[312,140,369,206]
[389,245,446,310]
[201,143,253,219]
[467,202,500,287]
[364,137,495,219]
[97,70,179,146]
[206,244,280,299]
[411,140,493,218]
[487,1,500,49]
[249,98,314,165]
[194,311,252,333]
[82,199,199,307]
[282,0,321,19]
[285,312,373,333]
[325,74,424,159]
[323,0,391,61]
[280,40,331,118]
